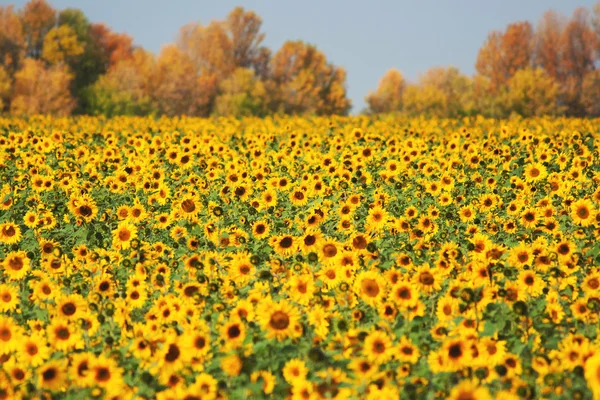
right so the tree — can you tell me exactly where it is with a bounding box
[11,58,75,116]
[504,67,561,117]
[42,24,85,64]
[402,84,446,117]
[178,21,235,79]
[365,69,405,114]
[20,0,56,59]
[0,5,25,73]
[581,70,600,117]
[501,22,534,78]
[420,67,474,117]
[0,66,10,111]
[269,40,351,115]
[475,31,505,91]
[151,44,217,116]
[559,7,597,116]
[214,67,268,117]
[476,22,533,91]
[534,10,565,81]
[226,7,265,69]
[86,48,155,117]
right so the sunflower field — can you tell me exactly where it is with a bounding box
[1,115,600,399]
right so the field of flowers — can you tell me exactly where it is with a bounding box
[1,115,600,399]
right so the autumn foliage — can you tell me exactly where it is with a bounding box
[0,0,351,117]
[367,3,600,117]
[0,1,599,117]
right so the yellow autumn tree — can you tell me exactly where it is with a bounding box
[42,24,85,64]
[214,67,268,117]
[365,69,405,114]
[10,58,75,116]
[504,67,561,117]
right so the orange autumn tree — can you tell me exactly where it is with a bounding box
[365,69,405,114]
[10,58,74,116]
[269,40,351,115]
[559,7,597,116]
[476,22,533,92]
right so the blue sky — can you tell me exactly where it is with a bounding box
[8,0,598,113]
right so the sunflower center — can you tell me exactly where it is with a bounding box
[8,257,23,271]
[323,244,337,258]
[448,343,462,359]
[280,237,293,248]
[181,199,196,213]
[228,325,241,338]
[195,337,206,349]
[95,367,111,382]
[56,327,70,340]
[61,303,76,316]
[269,311,290,330]
[419,272,434,286]
[165,344,181,362]
[304,235,316,246]
[0,328,11,341]
[577,206,590,219]
[361,278,380,297]
[372,340,386,353]
[2,226,15,237]
[42,368,57,381]
[118,229,131,241]
[529,168,540,177]
[79,205,92,217]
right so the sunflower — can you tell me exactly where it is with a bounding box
[177,194,202,222]
[319,240,342,262]
[227,252,255,285]
[363,330,393,364]
[299,229,322,254]
[0,316,21,354]
[0,284,18,312]
[508,242,533,268]
[412,263,442,293]
[0,222,21,245]
[68,193,98,222]
[86,355,124,394]
[220,319,246,349]
[365,205,389,232]
[251,220,270,239]
[37,360,68,392]
[47,318,84,352]
[441,337,472,372]
[354,271,386,306]
[390,281,418,310]
[287,274,315,305]
[112,220,138,250]
[520,207,539,229]
[290,187,309,206]
[2,250,30,280]
[186,373,218,398]
[571,198,596,227]
[250,370,276,395]
[447,380,492,400]
[257,299,300,341]
[220,354,243,377]
[523,162,547,183]
[396,336,420,364]
[55,293,88,320]
[270,235,297,257]
[158,333,192,375]
[517,270,544,297]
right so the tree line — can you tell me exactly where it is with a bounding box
[0,1,350,117]
[0,1,599,118]
[366,4,600,118]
